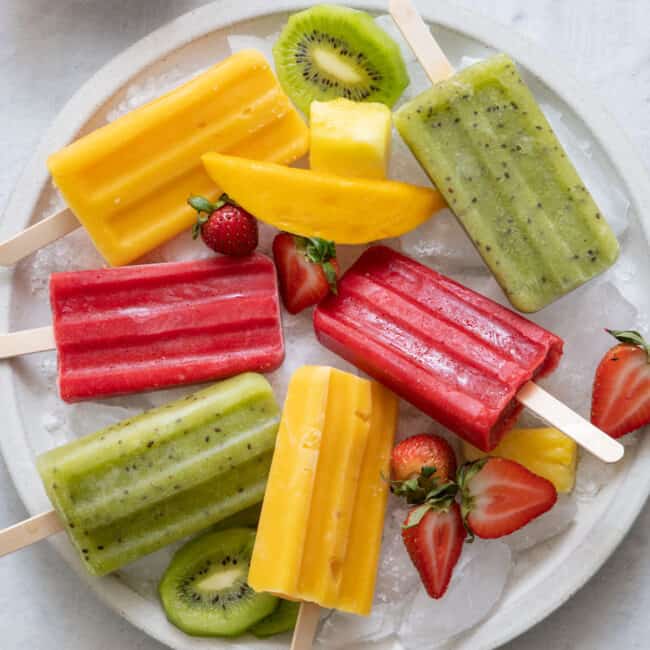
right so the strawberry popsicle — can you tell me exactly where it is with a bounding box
[314,246,563,452]
[50,254,283,401]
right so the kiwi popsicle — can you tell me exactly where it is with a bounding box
[394,54,619,312]
[37,373,280,576]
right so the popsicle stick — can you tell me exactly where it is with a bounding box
[391,0,624,465]
[290,602,321,650]
[0,510,63,557]
[517,381,624,463]
[389,0,455,82]
[0,325,56,359]
[0,208,80,267]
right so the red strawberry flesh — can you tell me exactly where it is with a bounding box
[402,503,466,599]
[464,457,557,539]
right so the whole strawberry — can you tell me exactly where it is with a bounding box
[189,194,258,256]
[391,433,457,484]
[592,329,650,438]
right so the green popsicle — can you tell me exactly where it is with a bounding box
[37,373,280,576]
[394,54,619,312]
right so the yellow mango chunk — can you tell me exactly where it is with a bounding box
[463,427,577,493]
[202,153,445,243]
[310,98,392,179]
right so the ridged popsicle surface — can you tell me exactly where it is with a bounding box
[50,254,284,402]
[37,373,280,575]
[314,246,563,451]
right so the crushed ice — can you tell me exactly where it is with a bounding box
[12,15,650,649]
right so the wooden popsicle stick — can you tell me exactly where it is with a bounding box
[290,602,322,650]
[517,381,623,463]
[389,0,455,83]
[0,325,56,359]
[391,0,624,465]
[0,510,63,557]
[0,208,80,267]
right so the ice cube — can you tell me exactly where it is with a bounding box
[533,281,637,416]
[388,130,432,186]
[64,402,140,438]
[574,448,622,501]
[317,603,396,647]
[400,208,486,274]
[505,494,577,552]
[374,503,421,605]
[143,229,214,264]
[398,540,511,649]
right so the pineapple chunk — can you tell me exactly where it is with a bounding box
[309,98,392,179]
[462,427,577,493]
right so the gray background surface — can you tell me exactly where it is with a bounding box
[1,1,648,648]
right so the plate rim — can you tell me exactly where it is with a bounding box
[1,1,649,649]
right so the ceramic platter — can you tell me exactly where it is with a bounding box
[1,1,649,649]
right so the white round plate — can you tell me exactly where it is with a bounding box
[1,1,649,649]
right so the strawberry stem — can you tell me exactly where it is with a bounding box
[456,459,488,542]
[606,329,650,361]
[294,236,339,294]
[188,194,239,240]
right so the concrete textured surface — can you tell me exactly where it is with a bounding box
[1,1,648,648]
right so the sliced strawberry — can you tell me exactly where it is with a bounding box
[272,233,339,314]
[402,502,466,599]
[591,329,650,438]
[391,434,457,483]
[459,457,557,539]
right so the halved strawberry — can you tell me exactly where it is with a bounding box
[459,457,557,539]
[391,433,457,483]
[591,329,650,439]
[272,233,339,315]
[402,502,466,599]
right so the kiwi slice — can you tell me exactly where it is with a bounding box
[159,528,277,637]
[250,599,300,638]
[273,4,409,114]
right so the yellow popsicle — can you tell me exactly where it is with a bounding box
[248,366,398,615]
[462,427,578,493]
[47,50,309,266]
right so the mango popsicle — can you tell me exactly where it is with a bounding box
[47,50,309,266]
[248,366,398,616]
[394,54,619,313]
[37,373,280,576]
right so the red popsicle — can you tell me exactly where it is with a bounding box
[50,254,284,401]
[313,246,563,451]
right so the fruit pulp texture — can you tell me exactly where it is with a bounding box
[394,54,619,313]
[463,427,577,493]
[37,373,280,576]
[202,153,445,243]
[309,98,392,179]
[248,366,398,615]
[50,254,284,402]
[314,246,563,452]
[47,50,309,266]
